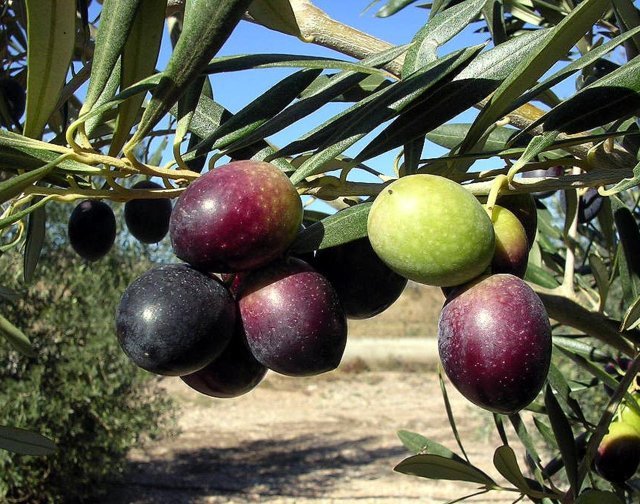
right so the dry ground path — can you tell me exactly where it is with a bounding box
[107,339,532,504]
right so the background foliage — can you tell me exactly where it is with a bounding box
[0,205,174,503]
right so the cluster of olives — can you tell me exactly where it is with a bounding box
[110,160,408,399]
[367,174,552,414]
[67,180,172,260]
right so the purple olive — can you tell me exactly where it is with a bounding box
[438,274,552,414]
[237,258,347,377]
[311,237,407,319]
[180,321,267,398]
[170,160,303,272]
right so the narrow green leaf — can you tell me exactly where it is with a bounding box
[600,159,640,195]
[205,54,397,75]
[357,30,545,160]
[290,44,484,183]
[612,199,640,303]
[546,363,588,425]
[512,25,640,112]
[24,0,76,138]
[539,55,640,135]
[482,0,507,45]
[508,414,543,470]
[109,0,166,156]
[0,141,99,176]
[426,123,526,152]
[621,294,640,331]
[71,73,162,136]
[575,489,623,504]
[377,0,421,17]
[248,0,304,39]
[80,0,141,117]
[197,69,322,152]
[221,44,410,155]
[0,426,56,456]
[127,0,255,149]
[612,0,640,59]
[397,430,466,461]
[185,77,214,173]
[552,336,609,362]
[85,58,122,138]
[492,413,510,446]
[174,94,294,173]
[439,366,470,463]
[493,445,534,493]
[0,313,35,356]
[291,203,371,254]
[394,454,495,485]
[402,0,487,76]
[0,286,20,303]
[23,199,46,284]
[534,417,558,449]
[402,138,424,175]
[544,384,579,493]
[0,196,53,235]
[0,162,58,205]
[588,254,610,312]
[458,0,610,154]
[524,263,561,289]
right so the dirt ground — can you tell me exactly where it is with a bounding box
[107,365,528,503]
[105,285,530,503]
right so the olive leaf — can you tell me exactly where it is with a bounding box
[127,0,253,150]
[23,199,46,284]
[457,0,611,155]
[394,454,495,485]
[0,426,56,456]
[23,0,76,138]
[291,203,372,253]
[397,430,466,462]
[0,313,35,357]
[402,0,487,76]
[109,0,166,156]
[248,0,304,40]
[357,30,545,161]
[544,384,579,493]
[80,0,142,117]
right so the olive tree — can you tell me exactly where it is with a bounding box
[1,0,640,502]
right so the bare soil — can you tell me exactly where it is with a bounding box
[105,285,527,503]
[107,367,529,504]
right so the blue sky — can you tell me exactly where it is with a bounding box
[86,1,586,203]
[165,0,494,207]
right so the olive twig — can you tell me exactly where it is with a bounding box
[123,144,199,181]
[485,174,508,219]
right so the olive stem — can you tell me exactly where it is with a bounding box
[484,174,508,219]
[559,168,581,297]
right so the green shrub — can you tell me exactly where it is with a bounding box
[0,233,175,503]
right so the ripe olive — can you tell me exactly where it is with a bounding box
[68,200,116,261]
[124,180,172,244]
[438,274,552,414]
[170,160,302,272]
[311,237,407,319]
[116,264,236,376]
[236,258,347,377]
